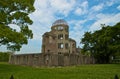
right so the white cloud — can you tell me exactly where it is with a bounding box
[106,0,114,6]
[8,24,20,32]
[50,0,76,16]
[74,1,88,15]
[117,5,120,10]
[105,0,119,6]
[28,0,55,40]
[74,8,82,15]
[91,4,104,11]
[89,13,120,32]
[81,1,88,8]
[84,1,116,22]
[69,20,87,47]
[70,29,84,47]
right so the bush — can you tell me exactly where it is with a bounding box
[0,52,10,62]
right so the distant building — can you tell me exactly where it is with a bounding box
[9,19,95,66]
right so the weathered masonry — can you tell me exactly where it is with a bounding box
[42,19,76,54]
[10,19,95,66]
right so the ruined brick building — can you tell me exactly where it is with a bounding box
[10,19,95,66]
[42,19,76,54]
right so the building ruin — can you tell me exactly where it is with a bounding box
[9,19,95,66]
[42,19,76,54]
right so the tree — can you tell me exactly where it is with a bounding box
[81,22,120,63]
[0,0,35,51]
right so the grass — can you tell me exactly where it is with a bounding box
[0,62,120,79]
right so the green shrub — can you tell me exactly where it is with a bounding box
[0,52,10,62]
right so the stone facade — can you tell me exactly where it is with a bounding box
[42,19,76,54]
[9,19,95,66]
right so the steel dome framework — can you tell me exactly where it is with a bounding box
[52,19,68,26]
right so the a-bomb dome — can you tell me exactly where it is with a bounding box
[52,19,68,26]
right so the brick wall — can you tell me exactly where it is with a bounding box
[9,53,95,67]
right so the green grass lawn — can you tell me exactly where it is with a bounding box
[0,62,120,79]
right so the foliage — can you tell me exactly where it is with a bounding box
[81,22,120,63]
[0,63,120,79]
[0,52,10,62]
[0,0,35,51]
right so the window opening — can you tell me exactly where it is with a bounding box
[58,43,64,49]
[58,34,63,39]
[58,26,63,30]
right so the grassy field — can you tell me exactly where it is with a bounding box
[0,62,120,79]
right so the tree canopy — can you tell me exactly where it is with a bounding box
[81,22,120,63]
[0,0,35,51]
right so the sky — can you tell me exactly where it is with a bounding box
[0,0,120,53]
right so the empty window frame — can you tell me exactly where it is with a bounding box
[58,26,64,30]
[58,34,63,39]
[58,43,64,49]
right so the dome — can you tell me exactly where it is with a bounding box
[52,19,68,26]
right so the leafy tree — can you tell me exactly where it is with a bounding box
[0,0,35,51]
[81,22,120,63]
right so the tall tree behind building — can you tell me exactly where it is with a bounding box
[81,22,120,63]
[0,0,35,51]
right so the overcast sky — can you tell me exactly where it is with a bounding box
[0,0,120,53]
